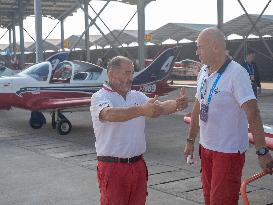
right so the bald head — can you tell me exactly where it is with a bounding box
[196,27,227,67]
[198,27,226,50]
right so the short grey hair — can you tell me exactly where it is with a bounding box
[107,56,133,70]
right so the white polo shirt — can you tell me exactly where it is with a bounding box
[196,60,256,153]
[90,83,149,158]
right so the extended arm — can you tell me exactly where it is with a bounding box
[157,87,188,115]
[99,96,161,122]
[242,99,273,174]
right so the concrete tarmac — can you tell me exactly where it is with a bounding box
[0,85,273,205]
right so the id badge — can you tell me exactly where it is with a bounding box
[250,75,255,81]
[200,103,209,122]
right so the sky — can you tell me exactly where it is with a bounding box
[0,0,273,44]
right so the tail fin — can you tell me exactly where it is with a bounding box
[46,52,69,70]
[132,47,180,97]
[132,47,177,85]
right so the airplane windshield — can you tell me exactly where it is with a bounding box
[20,62,49,81]
[72,61,103,81]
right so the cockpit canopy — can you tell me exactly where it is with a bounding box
[20,62,50,81]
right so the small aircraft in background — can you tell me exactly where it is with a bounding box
[0,48,179,135]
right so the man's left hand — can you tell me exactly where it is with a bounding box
[258,153,273,174]
[176,87,188,111]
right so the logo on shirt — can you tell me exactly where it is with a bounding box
[99,102,108,107]
[214,87,220,95]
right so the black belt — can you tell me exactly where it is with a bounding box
[97,155,142,163]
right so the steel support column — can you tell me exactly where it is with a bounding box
[61,19,64,51]
[8,26,12,52]
[217,0,224,31]
[137,0,146,70]
[34,0,43,62]
[18,0,25,69]
[12,17,16,55]
[84,0,90,62]
[243,36,247,59]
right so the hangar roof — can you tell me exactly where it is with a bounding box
[93,29,152,47]
[223,14,273,37]
[0,0,154,28]
[148,23,215,44]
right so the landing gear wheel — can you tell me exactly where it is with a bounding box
[29,111,46,129]
[29,119,43,129]
[57,119,72,135]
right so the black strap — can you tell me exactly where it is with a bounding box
[97,155,142,163]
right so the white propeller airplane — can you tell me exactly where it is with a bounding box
[0,47,184,135]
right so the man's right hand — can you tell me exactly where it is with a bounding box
[141,95,162,118]
[184,142,195,162]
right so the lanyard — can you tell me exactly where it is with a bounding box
[200,73,222,104]
[246,63,254,75]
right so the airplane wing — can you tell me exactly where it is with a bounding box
[165,80,197,90]
[27,97,91,111]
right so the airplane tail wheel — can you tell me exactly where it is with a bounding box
[29,111,46,129]
[57,119,72,135]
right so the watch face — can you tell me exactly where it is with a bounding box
[257,147,269,156]
[259,148,266,155]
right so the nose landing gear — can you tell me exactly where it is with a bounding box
[52,110,72,135]
[30,110,72,135]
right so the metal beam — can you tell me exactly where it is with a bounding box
[34,0,43,63]
[238,0,273,59]
[73,0,120,55]
[61,19,64,51]
[217,0,223,31]
[8,27,12,51]
[18,0,25,69]
[137,0,146,70]
[84,0,90,62]
[101,11,137,59]
[234,0,272,59]
[89,3,132,58]
[12,17,16,56]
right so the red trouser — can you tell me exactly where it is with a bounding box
[97,158,148,205]
[200,145,245,205]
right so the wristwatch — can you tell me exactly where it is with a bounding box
[256,147,269,156]
[186,138,195,144]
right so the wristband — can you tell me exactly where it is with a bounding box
[186,138,195,144]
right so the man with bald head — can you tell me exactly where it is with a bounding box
[184,27,273,205]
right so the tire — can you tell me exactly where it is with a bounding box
[57,119,72,135]
[29,119,43,129]
[29,111,46,129]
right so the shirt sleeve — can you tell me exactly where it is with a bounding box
[90,92,113,121]
[232,66,256,106]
